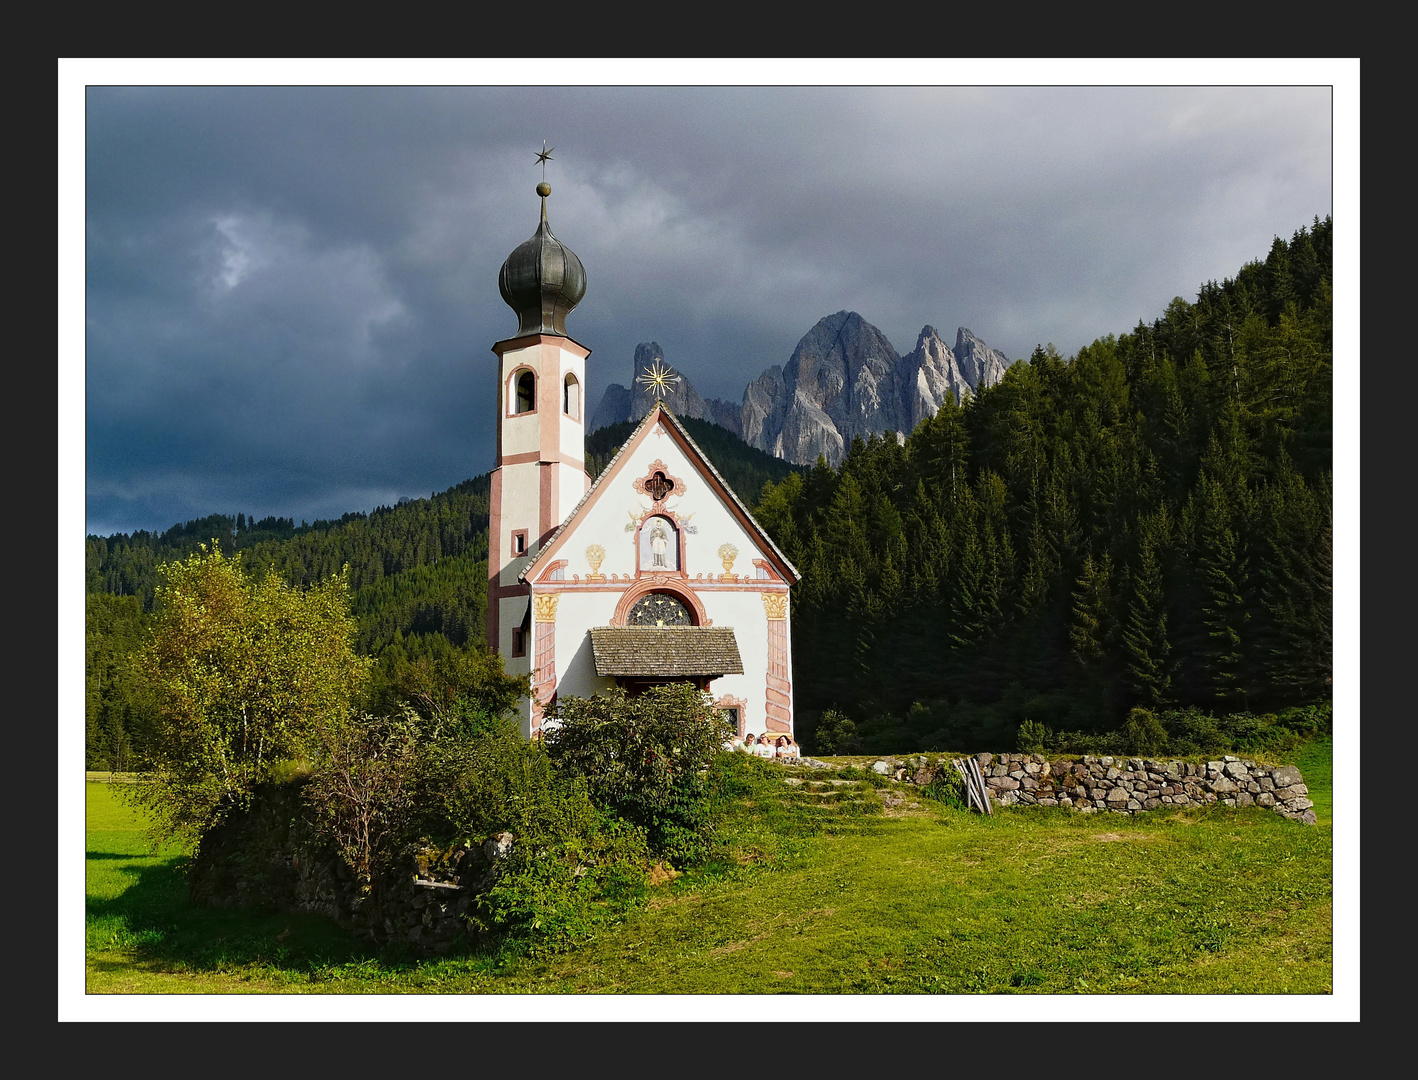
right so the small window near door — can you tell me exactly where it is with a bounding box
[511,627,526,657]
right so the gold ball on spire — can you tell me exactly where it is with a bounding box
[536,181,551,197]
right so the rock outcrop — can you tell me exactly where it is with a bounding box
[906,325,1011,431]
[590,313,1013,467]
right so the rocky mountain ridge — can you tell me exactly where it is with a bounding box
[589,312,1012,467]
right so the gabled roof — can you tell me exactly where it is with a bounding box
[519,404,801,585]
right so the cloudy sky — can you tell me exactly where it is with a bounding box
[65,63,1350,539]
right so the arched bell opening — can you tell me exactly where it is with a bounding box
[511,369,536,415]
[563,373,580,419]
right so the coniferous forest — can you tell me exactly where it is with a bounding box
[85,219,1332,766]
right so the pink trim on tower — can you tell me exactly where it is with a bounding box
[539,463,554,547]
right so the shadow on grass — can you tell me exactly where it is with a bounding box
[86,856,410,976]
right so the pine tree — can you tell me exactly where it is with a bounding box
[1069,552,1114,669]
[1121,509,1175,709]
[1190,452,1254,708]
[1260,467,1332,700]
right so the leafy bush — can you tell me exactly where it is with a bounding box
[1015,718,1051,755]
[469,753,649,950]
[920,764,969,811]
[1277,701,1332,738]
[1160,707,1225,756]
[1121,707,1169,757]
[543,683,733,865]
[303,710,423,908]
[306,703,650,947]
[812,709,861,754]
[366,635,528,723]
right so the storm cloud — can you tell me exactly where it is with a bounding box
[70,74,1339,537]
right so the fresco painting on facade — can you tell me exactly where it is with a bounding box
[584,544,606,580]
[487,171,798,739]
[717,543,739,580]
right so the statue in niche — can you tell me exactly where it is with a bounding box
[650,521,669,567]
[639,515,678,572]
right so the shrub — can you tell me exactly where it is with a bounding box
[468,747,649,949]
[542,683,733,865]
[1015,718,1052,755]
[1120,707,1169,757]
[305,704,651,947]
[920,764,969,811]
[302,710,423,913]
[1160,707,1225,756]
[812,709,861,754]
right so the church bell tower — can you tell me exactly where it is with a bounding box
[487,175,591,675]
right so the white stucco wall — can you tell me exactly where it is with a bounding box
[530,414,794,737]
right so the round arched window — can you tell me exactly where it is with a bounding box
[563,373,580,419]
[626,591,693,627]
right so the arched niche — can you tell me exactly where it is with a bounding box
[637,514,680,572]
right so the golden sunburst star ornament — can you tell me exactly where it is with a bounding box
[636,359,681,401]
[535,141,554,179]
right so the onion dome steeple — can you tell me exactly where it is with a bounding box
[498,177,586,338]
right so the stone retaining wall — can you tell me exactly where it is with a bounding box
[186,781,508,954]
[860,752,1316,824]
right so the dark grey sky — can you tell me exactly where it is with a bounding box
[67,66,1344,538]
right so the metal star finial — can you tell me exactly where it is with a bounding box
[636,359,681,401]
[535,141,554,180]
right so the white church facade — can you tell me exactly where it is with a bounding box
[485,178,799,739]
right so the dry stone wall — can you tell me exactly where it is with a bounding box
[186,781,509,954]
[858,752,1316,824]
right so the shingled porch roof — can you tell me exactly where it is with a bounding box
[588,626,744,677]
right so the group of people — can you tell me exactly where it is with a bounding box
[729,732,800,760]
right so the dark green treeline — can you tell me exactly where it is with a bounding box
[756,218,1332,752]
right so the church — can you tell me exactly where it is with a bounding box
[485,177,799,740]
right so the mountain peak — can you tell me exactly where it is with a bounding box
[593,314,1012,466]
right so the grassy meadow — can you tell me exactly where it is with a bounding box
[80,740,1335,1007]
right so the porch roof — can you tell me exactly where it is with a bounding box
[587,626,744,678]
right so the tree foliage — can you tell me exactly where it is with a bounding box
[135,543,372,841]
[763,218,1333,752]
[543,683,733,863]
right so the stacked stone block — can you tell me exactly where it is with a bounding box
[965,752,1316,824]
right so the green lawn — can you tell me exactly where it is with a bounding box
[79,742,1336,1012]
